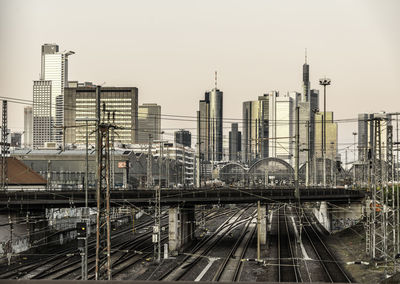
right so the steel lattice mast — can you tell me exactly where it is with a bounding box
[366,117,397,274]
[1,100,8,191]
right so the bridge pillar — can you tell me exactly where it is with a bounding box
[259,204,267,245]
[330,202,363,232]
[168,205,196,256]
[313,201,363,233]
[313,201,331,232]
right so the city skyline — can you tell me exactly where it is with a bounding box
[0,0,399,149]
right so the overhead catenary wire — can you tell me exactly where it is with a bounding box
[0,95,387,125]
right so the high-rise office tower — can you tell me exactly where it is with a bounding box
[64,85,138,145]
[24,106,33,148]
[268,91,294,164]
[315,111,338,160]
[302,50,310,102]
[40,44,59,80]
[137,103,161,143]
[33,43,74,147]
[242,95,269,163]
[33,80,52,147]
[357,112,392,162]
[288,55,320,166]
[175,129,191,148]
[197,75,223,162]
[357,113,370,162]
[229,123,241,161]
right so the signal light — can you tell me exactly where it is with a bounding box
[76,222,87,238]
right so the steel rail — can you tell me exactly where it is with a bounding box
[212,212,256,281]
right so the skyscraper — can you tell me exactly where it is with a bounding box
[40,44,59,80]
[289,55,320,166]
[315,111,338,160]
[357,113,370,162]
[357,112,392,163]
[242,95,269,163]
[268,91,294,164]
[302,50,310,102]
[137,103,161,144]
[175,129,191,148]
[33,44,74,147]
[24,106,33,148]
[64,85,139,145]
[229,123,241,161]
[33,80,52,147]
[197,76,223,162]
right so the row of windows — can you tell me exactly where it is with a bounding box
[76,98,132,102]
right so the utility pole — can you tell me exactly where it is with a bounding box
[397,115,400,256]
[330,142,335,186]
[2,100,11,265]
[1,100,9,191]
[147,134,153,189]
[110,112,116,191]
[257,200,261,262]
[366,117,398,274]
[164,143,173,188]
[319,78,331,188]
[76,117,97,280]
[153,139,167,262]
[94,90,115,280]
[294,106,300,200]
[182,145,185,186]
[306,120,310,187]
[353,132,357,188]
[196,142,201,188]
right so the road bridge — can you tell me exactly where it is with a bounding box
[0,186,365,210]
[0,186,366,258]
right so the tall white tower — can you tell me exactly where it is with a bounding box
[33,44,74,146]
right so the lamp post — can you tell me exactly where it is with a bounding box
[319,78,331,188]
[352,132,357,188]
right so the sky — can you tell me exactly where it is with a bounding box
[0,0,399,157]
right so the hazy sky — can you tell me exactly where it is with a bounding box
[0,0,399,154]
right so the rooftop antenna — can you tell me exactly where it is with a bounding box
[305,48,307,64]
[215,71,217,89]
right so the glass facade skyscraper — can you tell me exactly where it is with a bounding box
[198,88,223,162]
[242,95,269,163]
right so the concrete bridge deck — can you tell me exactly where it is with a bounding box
[0,187,365,210]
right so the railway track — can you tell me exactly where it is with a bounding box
[212,212,257,282]
[158,204,254,281]
[277,205,301,283]
[0,215,155,279]
[1,206,237,280]
[300,210,353,283]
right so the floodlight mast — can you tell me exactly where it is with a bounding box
[319,78,331,188]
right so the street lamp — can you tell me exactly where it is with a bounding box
[319,77,331,188]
